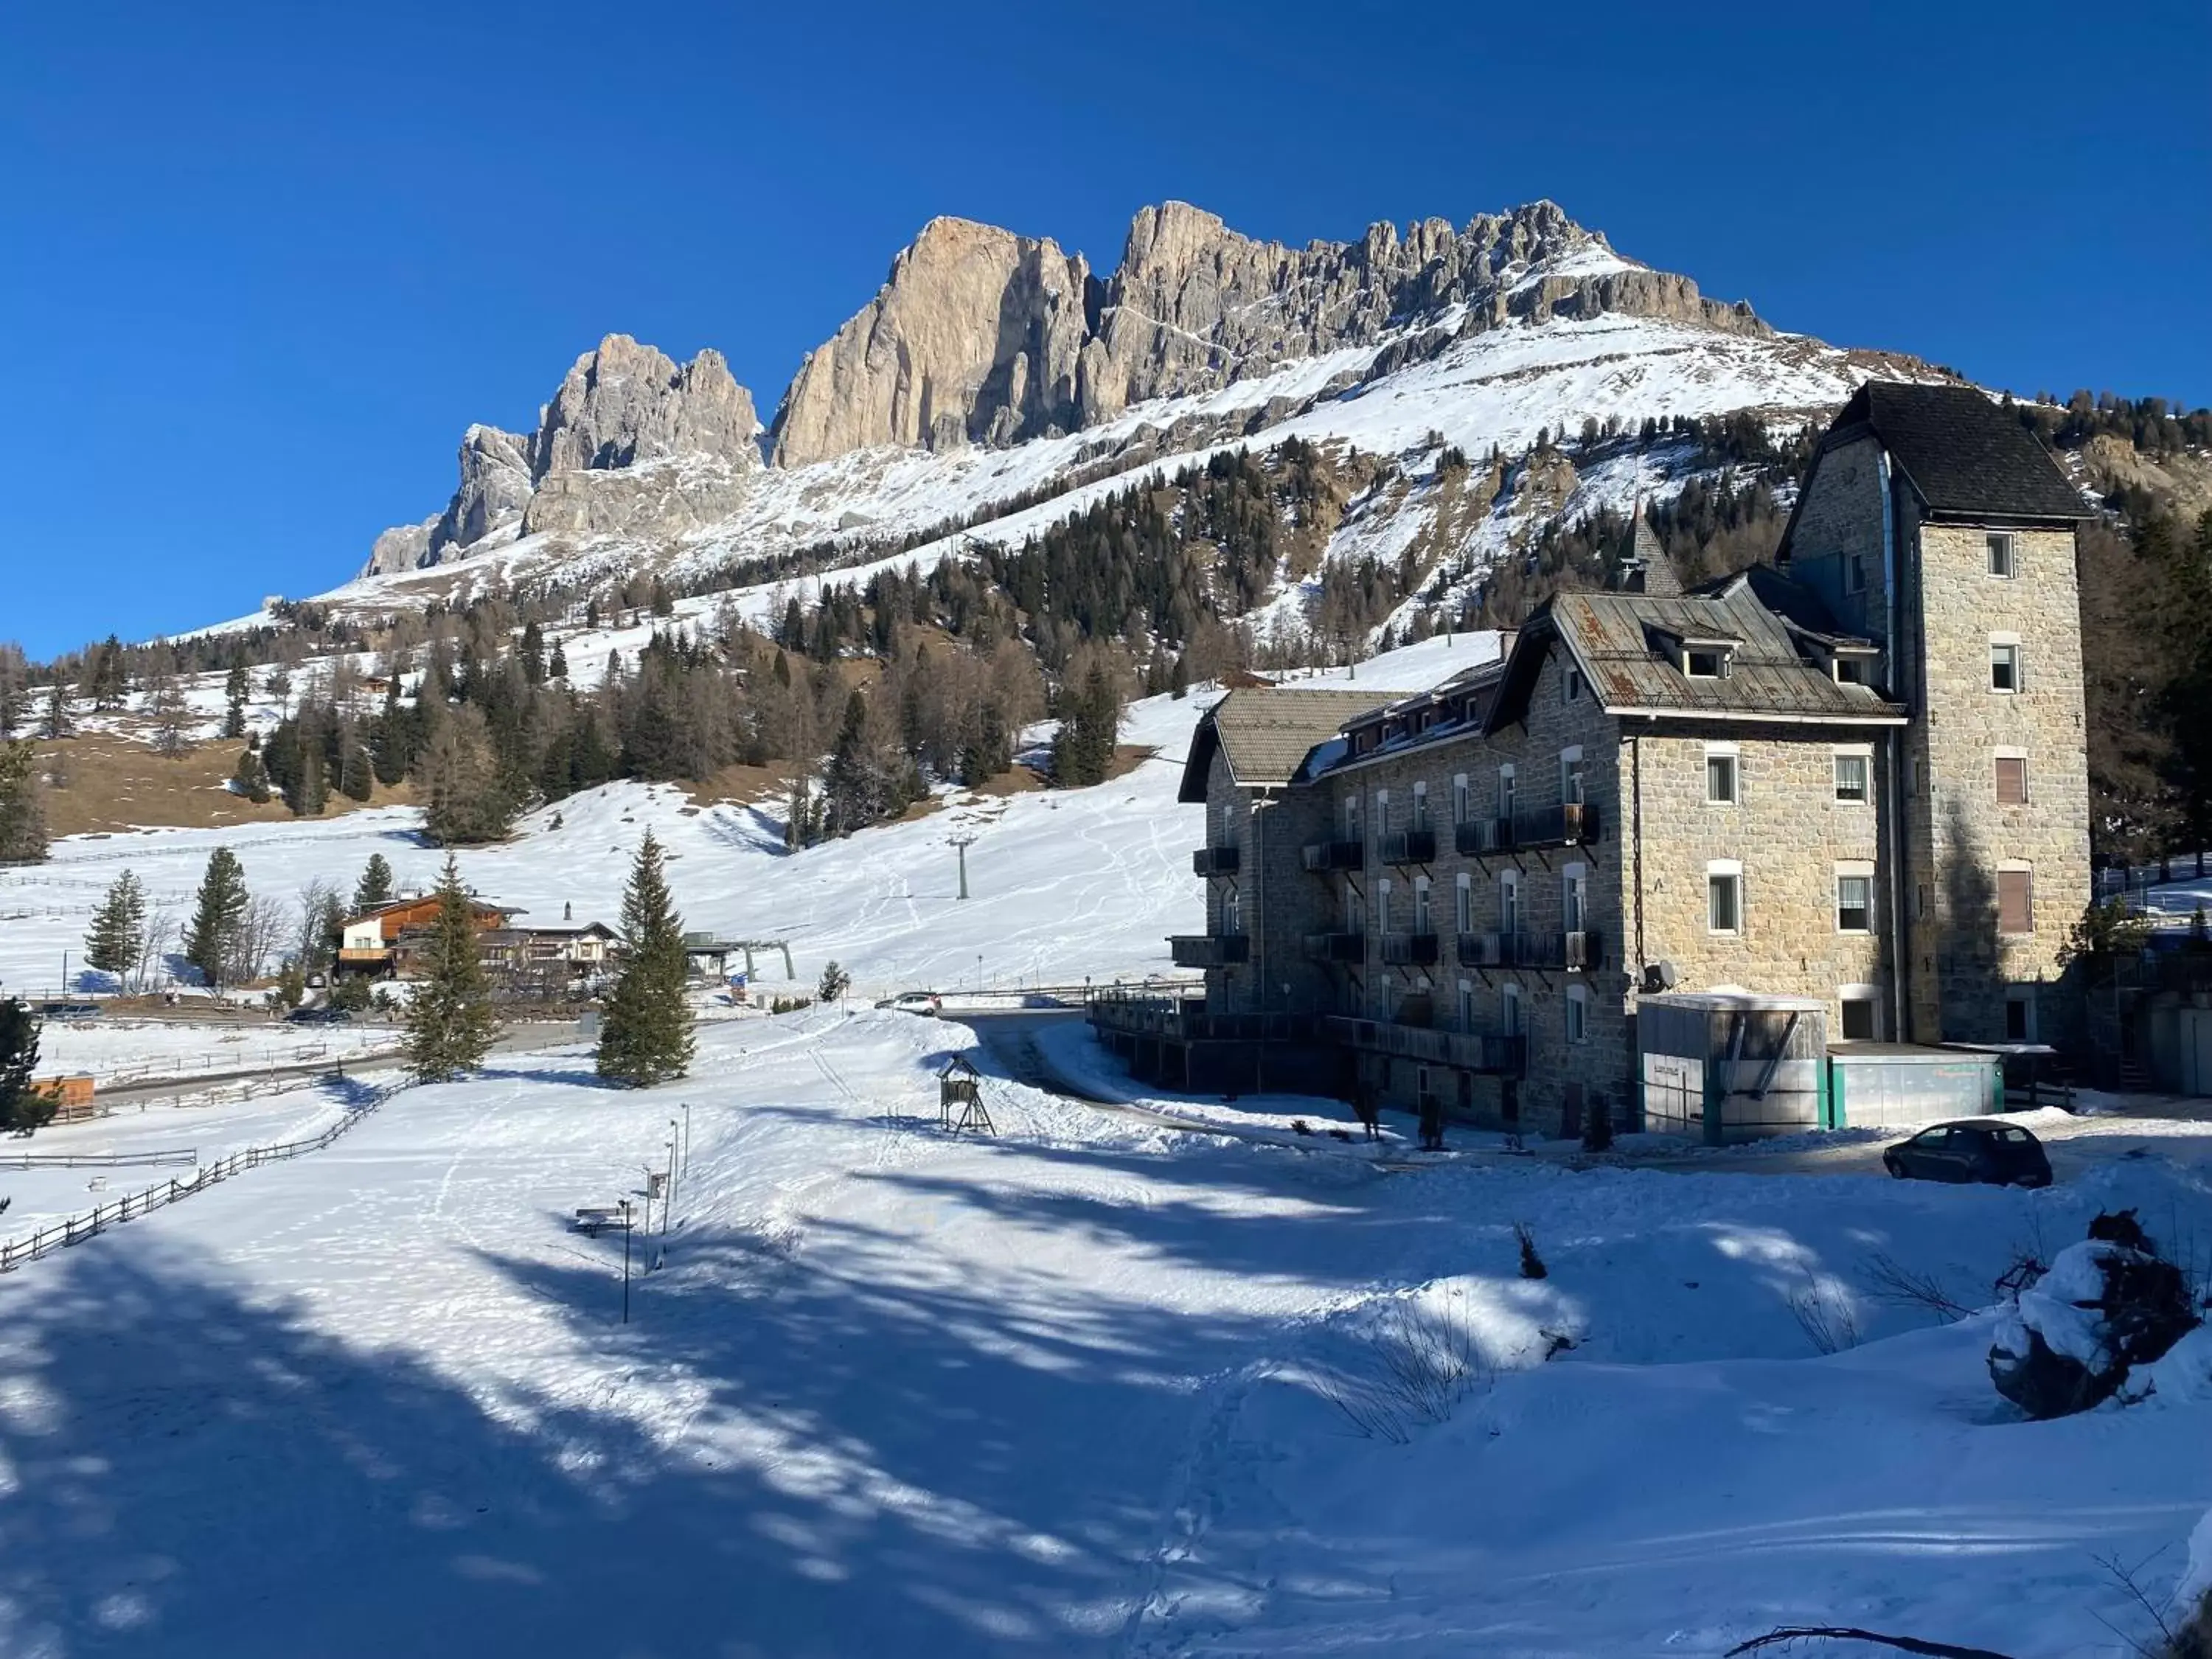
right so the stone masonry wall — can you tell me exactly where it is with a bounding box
[1902,515,2090,1041]
[1784,433,1890,641]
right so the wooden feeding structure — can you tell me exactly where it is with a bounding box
[938,1054,995,1135]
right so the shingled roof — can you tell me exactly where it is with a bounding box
[1486,573,1907,728]
[1178,688,1396,801]
[1820,381,2089,524]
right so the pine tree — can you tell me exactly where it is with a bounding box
[352,853,395,915]
[84,869,147,985]
[0,998,52,1136]
[818,961,850,1004]
[403,855,499,1082]
[0,741,46,863]
[223,662,251,739]
[548,640,568,681]
[41,682,71,741]
[232,743,271,804]
[183,847,249,992]
[596,831,695,1087]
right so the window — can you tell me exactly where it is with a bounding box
[1706,748,1739,805]
[1346,889,1365,933]
[1834,655,1868,686]
[1565,664,1585,703]
[1565,984,1589,1044]
[1834,751,1870,804]
[1995,755,2028,805]
[1224,891,1242,934]
[1837,873,1873,932]
[1453,773,1470,825]
[1989,641,2022,693]
[1840,993,1879,1041]
[1413,877,1432,934]
[1987,532,2017,578]
[2005,989,2036,1042]
[1498,765,1516,822]
[1500,983,1523,1037]
[1374,790,1390,839]
[1560,746,1585,806]
[1344,795,1361,843]
[1457,979,1475,1034]
[1455,873,1472,934]
[1686,650,1725,678]
[1563,864,1587,933]
[1708,863,1742,933]
[1500,870,1520,936]
[1411,782,1429,829]
[1377,878,1393,934]
[1844,551,1867,594]
[1997,868,2034,936]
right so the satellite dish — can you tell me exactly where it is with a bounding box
[1642,961,1679,994]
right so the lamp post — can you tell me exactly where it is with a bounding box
[618,1198,634,1324]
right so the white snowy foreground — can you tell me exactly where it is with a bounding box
[2,1008,2210,1658]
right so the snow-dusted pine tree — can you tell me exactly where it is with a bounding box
[597,832,695,1088]
[403,856,498,1082]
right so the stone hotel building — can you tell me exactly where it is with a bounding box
[1094,382,2093,1137]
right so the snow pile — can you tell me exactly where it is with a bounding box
[1990,1236,2201,1419]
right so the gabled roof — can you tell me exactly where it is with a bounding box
[1177,688,1396,801]
[1486,571,1906,728]
[1817,381,2089,524]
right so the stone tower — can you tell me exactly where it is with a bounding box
[1781,383,2093,1045]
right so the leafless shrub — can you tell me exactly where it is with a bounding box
[1789,1272,1862,1355]
[1861,1251,1974,1322]
[1726,1626,2019,1658]
[2090,1547,2203,1658]
[1317,1374,1412,1444]
[1319,1286,1492,1442]
[1514,1222,1548,1280]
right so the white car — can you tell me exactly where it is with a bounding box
[879,991,941,1016]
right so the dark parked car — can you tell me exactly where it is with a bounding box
[285,1006,353,1025]
[1882,1120,2052,1187]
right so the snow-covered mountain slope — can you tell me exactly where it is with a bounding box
[0,635,1500,1001]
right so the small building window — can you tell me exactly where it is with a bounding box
[1987,533,2017,578]
[1499,870,1521,935]
[1686,650,1725,679]
[1994,755,2028,805]
[1989,642,2023,693]
[1411,781,1429,828]
[1843,552,1867,594]
[1997,868,2034,936]
[1413,877,1432,934]
[1706,750,1739,805]
[1833,656,1867,686]
[1565,984,1589,1044]
[1224,891,1242,934]
[1453,773,1470,825]
[1374,790,1391,838]
[1457,979,1475,1034]
[1834,752,1870,804]
[1455,872,1472,933]
[1563,864,1587,933]
[1500,983,1523,1037]
[1840,993,1879,1041]
[1837,874,1873,933]
[1498,765,1516,821]
[1560,746,1585,806]
[2005,989,2036,1042]
[1377,878,1393,934]
[1708,866,1742,934]
[1565,665,1585,703]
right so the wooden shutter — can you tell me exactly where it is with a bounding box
[1997,869,2033,935]
[1994,757,2028,805]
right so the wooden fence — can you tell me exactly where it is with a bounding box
[0,1078,407,1275]
[0,1147,200,1170]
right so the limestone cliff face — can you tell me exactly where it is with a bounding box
[362,335,762,575]
[769,218,1093,467]
[531,335,761,479]
[771,200,1768,465]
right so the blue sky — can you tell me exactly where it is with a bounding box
[4,0,2206,660]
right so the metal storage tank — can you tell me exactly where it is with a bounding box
[1638,992,1829,1145]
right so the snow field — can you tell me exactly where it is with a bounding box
[0,1006,2208,1655]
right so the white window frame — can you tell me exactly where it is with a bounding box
[1832,745,1871,805]
[1562,861,1587,933]
[1344,794,1361,843]
[1707,858,1743,936]
[1500,982,1523,1037]
[1452,773,1470,826]
[1376,877,1393,934]
[1989,635,2023,695]
[1837,984,1882,1042]
[1843,549,1867,594]
[1499,868,1521,936]
[1559,745,1585,807]
[1413,876,1432,934]
[1834,862,1874,933]
[1411,780,1428,829]
[1987,532,2017,579]
[1705,742,1739,807]
[1224,889,1242,934]
[1455,872,1472,934]
[1565,983,1589,1044]
[1374,789,1391,838]
[1457,978,1475,1034]
[1497,764,1516,822]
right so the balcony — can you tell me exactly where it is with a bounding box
[1454,931,1604,970]
[1453,801,1601,856]
[1379,829,1436,865]
[1191,846,1241,877]
[1323,1015,1526,1074]
[1304,931,1365,964]
[1169,933,1250,969]
[1380,931,1441,966]
[1302,839,1366,873]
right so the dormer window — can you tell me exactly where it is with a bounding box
[1686,649,1726,679]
